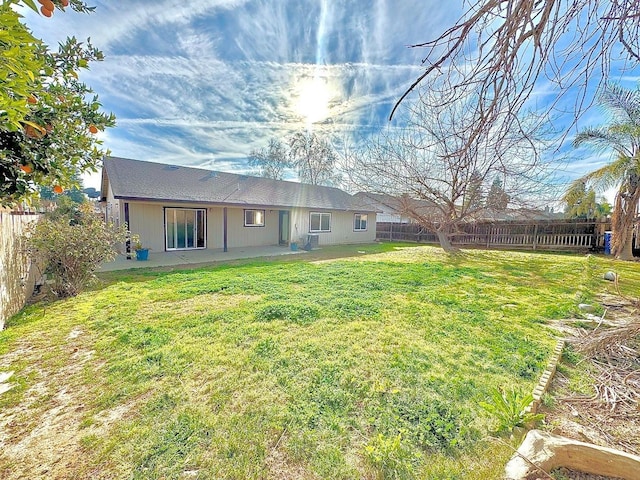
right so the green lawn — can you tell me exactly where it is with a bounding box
[1,244,637,479]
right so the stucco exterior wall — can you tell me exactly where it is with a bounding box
[0,212,41,330]
[290,208,376,245]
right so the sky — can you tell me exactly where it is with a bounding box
[21,0,640,197]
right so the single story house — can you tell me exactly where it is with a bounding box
[100,157,376,252]
[353,192,439,224]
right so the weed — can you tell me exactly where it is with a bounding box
[3,244,625,479]
[479,386,545,434]
[364,433,419,480]
[254,302,320,324]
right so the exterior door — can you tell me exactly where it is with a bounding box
[279,210,290,245]
[165,208,206,250]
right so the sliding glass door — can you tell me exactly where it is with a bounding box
[165,208,206,250]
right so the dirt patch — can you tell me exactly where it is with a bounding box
[0,328,141,480]
[540,294,640,478]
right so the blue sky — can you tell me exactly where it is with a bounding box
[22,0,639,195]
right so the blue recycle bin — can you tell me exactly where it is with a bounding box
[603,231,612,255]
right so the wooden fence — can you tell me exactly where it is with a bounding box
[376,219,610,252]
[0,210,41,330]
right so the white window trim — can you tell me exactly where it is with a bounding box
[309,212,331,233]
[354,213,368,232]
[244,209,265,227]
[165,207,207,251]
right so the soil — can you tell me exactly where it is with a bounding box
[539,293,640,480]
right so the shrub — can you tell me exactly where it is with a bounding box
[24,202,127,297]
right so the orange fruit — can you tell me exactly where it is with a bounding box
[53,185,63,194]
[27,95,37,104]
[20,164,33,174]
[41,0,54,11]
[61,0,69,6]
[25,125,45,139]
[89,125,99,134]
[40,5,53,17]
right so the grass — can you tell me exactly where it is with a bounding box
[1,244,638,479]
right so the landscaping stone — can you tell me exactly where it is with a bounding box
[603,271,617,281]
[504,429,640,480]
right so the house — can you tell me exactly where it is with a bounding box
[353,192,437,223]
[100,157,376,253]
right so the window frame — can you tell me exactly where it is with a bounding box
[309,212,331,233]
[244,209,266,227]
[353,213,368,232]
[164,207,207,251]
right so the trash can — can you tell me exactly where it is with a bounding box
[604,231,612,255]
[290,242,298,251]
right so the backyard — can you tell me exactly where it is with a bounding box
[0,244,638,479]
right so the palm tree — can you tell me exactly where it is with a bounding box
[570,84,640,260]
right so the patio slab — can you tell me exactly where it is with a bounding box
[99,245,306,271]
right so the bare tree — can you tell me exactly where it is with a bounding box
[248,138,290,180]
[347,88,553,252]
[390,0,640,160]
[289,131,340,186]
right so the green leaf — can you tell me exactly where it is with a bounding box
[21,0,39,13]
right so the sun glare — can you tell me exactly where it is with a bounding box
[295,77,333,125]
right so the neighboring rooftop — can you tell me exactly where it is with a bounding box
[102,157,374,212]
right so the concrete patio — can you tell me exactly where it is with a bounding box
[99,245,307,271]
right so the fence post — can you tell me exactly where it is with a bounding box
[533,224,538,250]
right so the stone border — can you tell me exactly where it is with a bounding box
[525,338,565,415]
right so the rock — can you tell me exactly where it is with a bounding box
[504,429,640,480]
[603,271,617,281]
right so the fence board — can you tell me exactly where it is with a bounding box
[376,219,611,252]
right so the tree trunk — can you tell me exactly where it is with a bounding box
[436,230,459,253]
[615,225,635,261]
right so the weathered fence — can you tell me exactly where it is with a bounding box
[376,219,610,252]
[0,210,41,330]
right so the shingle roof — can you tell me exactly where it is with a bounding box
[353,192,436,214]
[102,157,373,211]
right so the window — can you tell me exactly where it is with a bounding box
[354,213,368,231]
[165,208,206,250]
[310,212,331,232]
[244,209,265,227]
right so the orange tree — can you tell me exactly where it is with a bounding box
[1,0,115,206]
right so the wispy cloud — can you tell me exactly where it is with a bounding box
[23,0,635,194]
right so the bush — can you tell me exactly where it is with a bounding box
[24,202,127,297]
